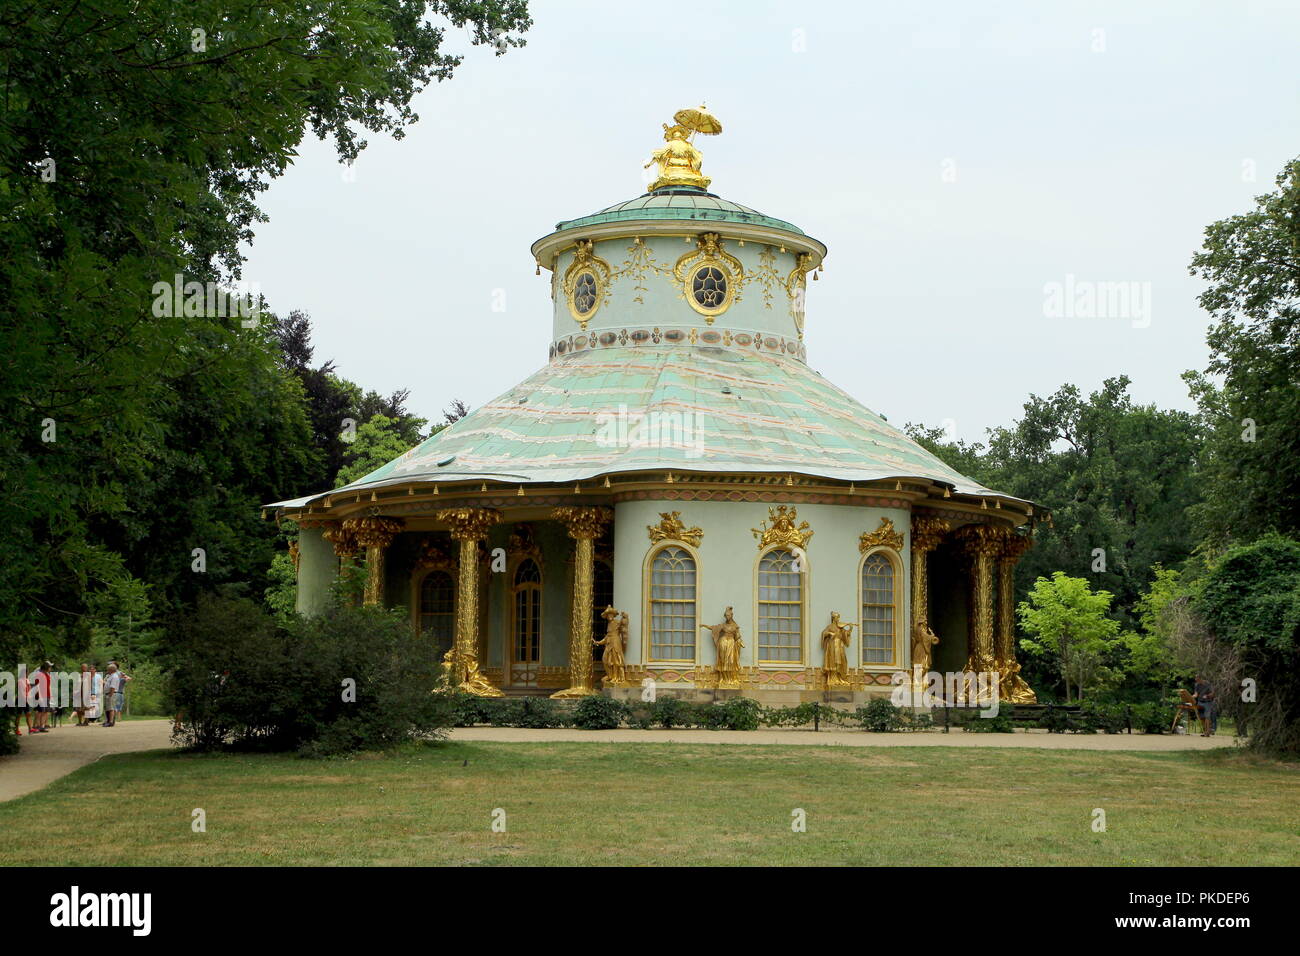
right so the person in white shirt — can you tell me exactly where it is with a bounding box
[103,663,130,727]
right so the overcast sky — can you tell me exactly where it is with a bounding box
[242,0,1300,446]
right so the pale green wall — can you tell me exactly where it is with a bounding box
[552,236,806,344]
[614,498,912,675]
[295,527,337,616]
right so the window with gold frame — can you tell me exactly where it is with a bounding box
[860,550,897,666]
[647,545,696,662]
[757,548,803,663]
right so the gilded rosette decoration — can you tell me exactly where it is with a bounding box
[858,516,905,553]
[507,522,542,561]
[752,504,813,550]
[413,537,455,572]
[561,239,612,329]
[673,232,743,321]
[647,510,703,548]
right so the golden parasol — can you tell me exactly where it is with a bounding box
[673,104,722,138]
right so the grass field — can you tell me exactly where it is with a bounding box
[1,742,1297,865]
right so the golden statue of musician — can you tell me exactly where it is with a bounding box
[644,105,722,191]
[594,605,629,685]
[820,612,854,689]
[911,620,940,680]
[701,606,744,689]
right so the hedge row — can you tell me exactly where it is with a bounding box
[451,695,1177,734]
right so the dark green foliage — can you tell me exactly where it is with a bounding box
[964,709,1015,733]
[1197,535,1300,754]
[651,697,695,729]
[711,697,762,731]
[1187,159,1300,546]
[1077,702,1128,734]
[571,695,627,730]
[167,596,454,756]
[0,0,532,668]
[1038,706,1071,733]
[856,698,902,732]
[0,720,18,756]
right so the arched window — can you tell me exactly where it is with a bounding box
[513,558,542,668]
[591,559,614,661]
[418,570,456,660]
[861,551,896,665]
[758,548,803,663]
[648,546,696,661]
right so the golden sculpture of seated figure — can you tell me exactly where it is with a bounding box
[645,124,710,191]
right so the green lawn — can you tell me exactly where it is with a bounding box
[2,742,1297,865]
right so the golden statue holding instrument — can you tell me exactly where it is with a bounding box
[644,105,722,191]
[594,605,629,685]
[820,612,854,689]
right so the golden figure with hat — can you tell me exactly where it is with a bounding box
[644,105,722,191]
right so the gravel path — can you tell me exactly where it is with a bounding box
[0,719,176,803]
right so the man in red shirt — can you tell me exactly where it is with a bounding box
[31,662,53,733]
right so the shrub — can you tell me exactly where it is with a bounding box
[857,697,902,732]
[168,596,455,756]
[0,720,17,756]
[1079,702,1127,734]
[713,697,762,731]
[1038,705,1071,733]
[898,710,934,731]
[625,703,655,729]
[651,697,694,729]
[761,702,817,728]
[572,695,627,730]
[964,709,1015,733]
[1132,701,1168,734]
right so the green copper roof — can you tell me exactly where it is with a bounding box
[554,188,807,236]
[278,345,1025,508]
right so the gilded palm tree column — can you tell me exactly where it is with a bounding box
[953,524,1002,677]
[996,532,1036,702]
[321,522,361,600]
[436,507,503,697]
[343,515,405,606]
[909,516,950,683]
[550,506,613,699]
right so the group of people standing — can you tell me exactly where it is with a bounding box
[12,662,130,736]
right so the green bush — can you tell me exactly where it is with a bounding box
[1038,705,1071,733]
[964,709,1015,733]
[899,710,934,731]
[571,695,627,730]
[625,703,655,729]
[1131,701,1168,734]
[121,657,167,717]
[761,702,816,728]
[168,596,455,756]
[857,697,902,732]
[713,697,762,731]
[651,697,695,729]
[1079,702,1127,734]
[0,720,17,756]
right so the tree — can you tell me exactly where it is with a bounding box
[1017,572,1125,702]
[0,2,531,660]
[1186,158,1300,547]
[910,378,1202,631]
[1196,535,1300,754]
[336,414,422,486]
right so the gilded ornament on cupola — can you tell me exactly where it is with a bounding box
[562,239,611,329]
[643,104,722,191]
[674,232,743,321]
